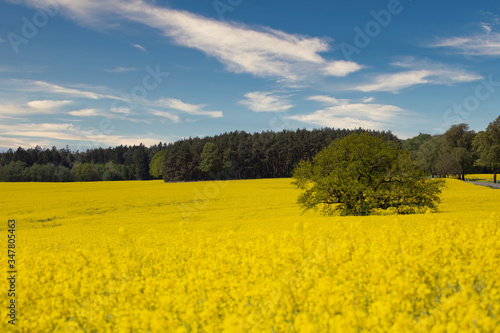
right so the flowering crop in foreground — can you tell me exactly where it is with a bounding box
[461,173,496,182]
[0,179,499,332]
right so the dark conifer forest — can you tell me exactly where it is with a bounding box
[1,115,499,183]
[0,128,396,182]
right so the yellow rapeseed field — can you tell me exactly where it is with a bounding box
[463,174,496,182]
[0,178,499,332]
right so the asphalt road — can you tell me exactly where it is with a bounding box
[470,182,500,189]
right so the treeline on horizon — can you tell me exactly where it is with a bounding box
[0,115,498,183]
[0,128,395,182]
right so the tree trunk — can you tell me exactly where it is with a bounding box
[494,171,497,184]
[462,172,465,181]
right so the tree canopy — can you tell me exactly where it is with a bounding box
[473,115,500,183]
[292,133,445,216]
[437,123,475,180]
[199,142,220,178]
[149,150,166,179]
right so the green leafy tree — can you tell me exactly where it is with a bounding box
[54,165,73,182]
[81,163,101,181]
[292,133,445,216]
[473,115,500,183]
[26,163,56,182]
[199,142,220,178]
[102,162,126,181]
[440,123,475,180]
[416,135,443,177]
[403,133,432,159]
[0,161,27,182]
[71,163,101,181]
[149,150,166,179]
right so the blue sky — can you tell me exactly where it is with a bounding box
[1,0,499,151]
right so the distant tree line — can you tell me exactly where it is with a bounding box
[0,128,396,182]
[0,115,498,183]
[403,115,500,183]
[0,144,162,182]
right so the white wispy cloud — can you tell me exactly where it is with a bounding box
[0,122,163,148]
[430,33,500,56]
[0,100,72,116]
[307,95,350,105]
[5,79,122,100]
[104,66,138,73]
[18,0,362,83]
[480,11,500,33]
[355,70,431,92]
[0,136,52,149]
[149,110,181,123]
[0,104,29,116]
[429,13,500,56]
[0,122,116,143]
[0,98,137,122]
[118,135,172,147]
[0,79,221,122]
[110,106,131,114]
[69,108,102,117]
[152,98,223,118]
[27,100,72,109]
[481,23,493,34]
[239,92,293,112]
[289,115,385,131]
[289,96,405,130]
[353,58,482,92]
[132,43,148,53]
[131,7,361,81]
[69,108,149,122]
[0,38,6,43]
[325,61,363,77]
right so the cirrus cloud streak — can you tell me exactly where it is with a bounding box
[289,95,406,131]
[19,0,362,83]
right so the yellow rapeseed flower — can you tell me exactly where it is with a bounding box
[0,179,498,332]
